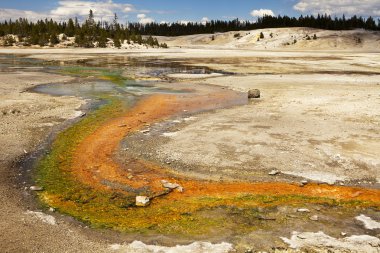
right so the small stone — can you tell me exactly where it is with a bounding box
[140,129,150,134]
[176,186,184,193]
[136,196,150,207]
[268,169,280,176]
[248,89,261,99]
[49,207,55,212]
[341,232,347,236]
[163,182,180,190]
[297,208,310,213]
[127,175,134,180]
[301,180,309,185]
[30,186,43,191]
[309,215,319,221]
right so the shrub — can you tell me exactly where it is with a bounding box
[3,35,16,46]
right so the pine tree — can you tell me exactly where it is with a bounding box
[88,10,95,28]
[98,31,107,48]
[66,18,75,36]
[113,37,121,48]
[38,33,49,47]
[50,33,59,45]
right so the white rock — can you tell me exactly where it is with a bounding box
[110,240,233,253]
[297,208,310,213]
[268,170,280,176]
[136,196,150,207]
[163,182,181,190]
[309,215,319,221]
[356,214,380,230]
[26,211,56,225]
[30,186,43,191]
[281,231,380,252]
[162,132,178,137]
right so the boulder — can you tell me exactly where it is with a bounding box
[136,196,150,207]
[161,180,184,192]
[248,89,261,99]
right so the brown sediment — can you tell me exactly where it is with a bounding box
[70,89,380,207]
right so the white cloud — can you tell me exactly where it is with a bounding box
[179,20,191,25]
[201,17,209,24]
[250,9,275,17]
[0,8,50,22]
[51,0,134,21]
[294,0,380,16]
[0,0,138,22]
[137,14,154,24]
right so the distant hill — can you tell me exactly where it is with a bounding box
[156,27,380,51]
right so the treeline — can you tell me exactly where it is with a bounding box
[130,14,380,36]
[0,10,167,48]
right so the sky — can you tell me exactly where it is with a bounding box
[0,0,379,24]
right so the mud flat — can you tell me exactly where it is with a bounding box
[0,70,114,252]
[151,74,380,185]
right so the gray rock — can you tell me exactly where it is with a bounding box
[269,169,280,176]
[163,182,181,190]
[161,180,184,192]
[248,89,261,99]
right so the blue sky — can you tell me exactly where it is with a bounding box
[0,0,379,23]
